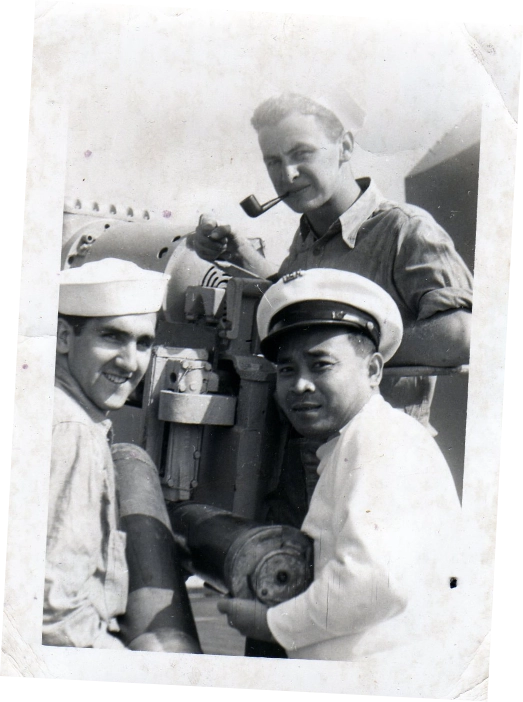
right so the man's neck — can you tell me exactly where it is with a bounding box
[55,354,109,422]
[306,173,362,237]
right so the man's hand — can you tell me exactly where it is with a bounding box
[217,597,276,643]
[192,214,277,278]
[193,214,235,262]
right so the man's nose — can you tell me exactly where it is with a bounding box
[282,162,300,184]
[292,374,315,394]
[116,342,139,372]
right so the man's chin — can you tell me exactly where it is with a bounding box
[287,418,327,442]
[285,202,308,214]
[285,195,322,215]
[94,391,133,412]
[104,400,128,412]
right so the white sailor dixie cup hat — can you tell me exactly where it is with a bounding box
[256,269,403,363]
[307,86,365,134]
[59,258,170,317]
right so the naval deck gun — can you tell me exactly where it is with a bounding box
[62,201,468,623]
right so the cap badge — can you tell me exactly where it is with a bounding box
[282,270,304,284]
[332,310,348,321]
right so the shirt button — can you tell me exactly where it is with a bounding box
[313,246,322,256]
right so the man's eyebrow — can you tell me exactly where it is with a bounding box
[96,323,125,336]
[138,333,155,343]
[96,325,154,343]
[276,348,334,363]
[276,354,293,364]
[263,142,315,161]
[305,348,334,357]
[288,141,314,151]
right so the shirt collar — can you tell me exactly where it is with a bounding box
[315,393,384,469]
[55,361,112,433]
[300,177,385,249]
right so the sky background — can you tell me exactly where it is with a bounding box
[30,5,520,262]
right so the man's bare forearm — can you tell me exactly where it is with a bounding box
[193,214,279,279]
[389,309,471,367]
[229,240,279,278]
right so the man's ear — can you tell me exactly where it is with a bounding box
[339,130,354,163]
[56,318,74,355]
[368,352,384,388]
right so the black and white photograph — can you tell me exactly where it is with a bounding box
[1,2,522,701]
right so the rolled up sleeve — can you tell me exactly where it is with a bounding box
[394,213,473,321]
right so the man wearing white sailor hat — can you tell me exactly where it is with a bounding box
[45,259,201,653]
[219,269,467,694]
[192,87,472,426]
[57,258,169,411]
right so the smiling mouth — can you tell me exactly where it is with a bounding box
[103,372,131,386]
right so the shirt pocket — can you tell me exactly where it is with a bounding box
[104,529,129,618]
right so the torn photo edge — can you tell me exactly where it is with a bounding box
[10,8,515,694]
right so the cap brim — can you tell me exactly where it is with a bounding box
[260,319,376,362]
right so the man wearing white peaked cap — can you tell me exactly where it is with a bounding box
[220,269,472,697]
[44,259,201,653]
[192,87,472,430]
[256,268,403,364]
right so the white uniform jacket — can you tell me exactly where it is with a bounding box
[267,394,466,689]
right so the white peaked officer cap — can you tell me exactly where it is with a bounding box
[257,269,403,363]
[59,258,170,317]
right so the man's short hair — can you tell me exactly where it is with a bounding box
[345,330,378,359]
[58,313,90,336]
[251,93,345,142]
